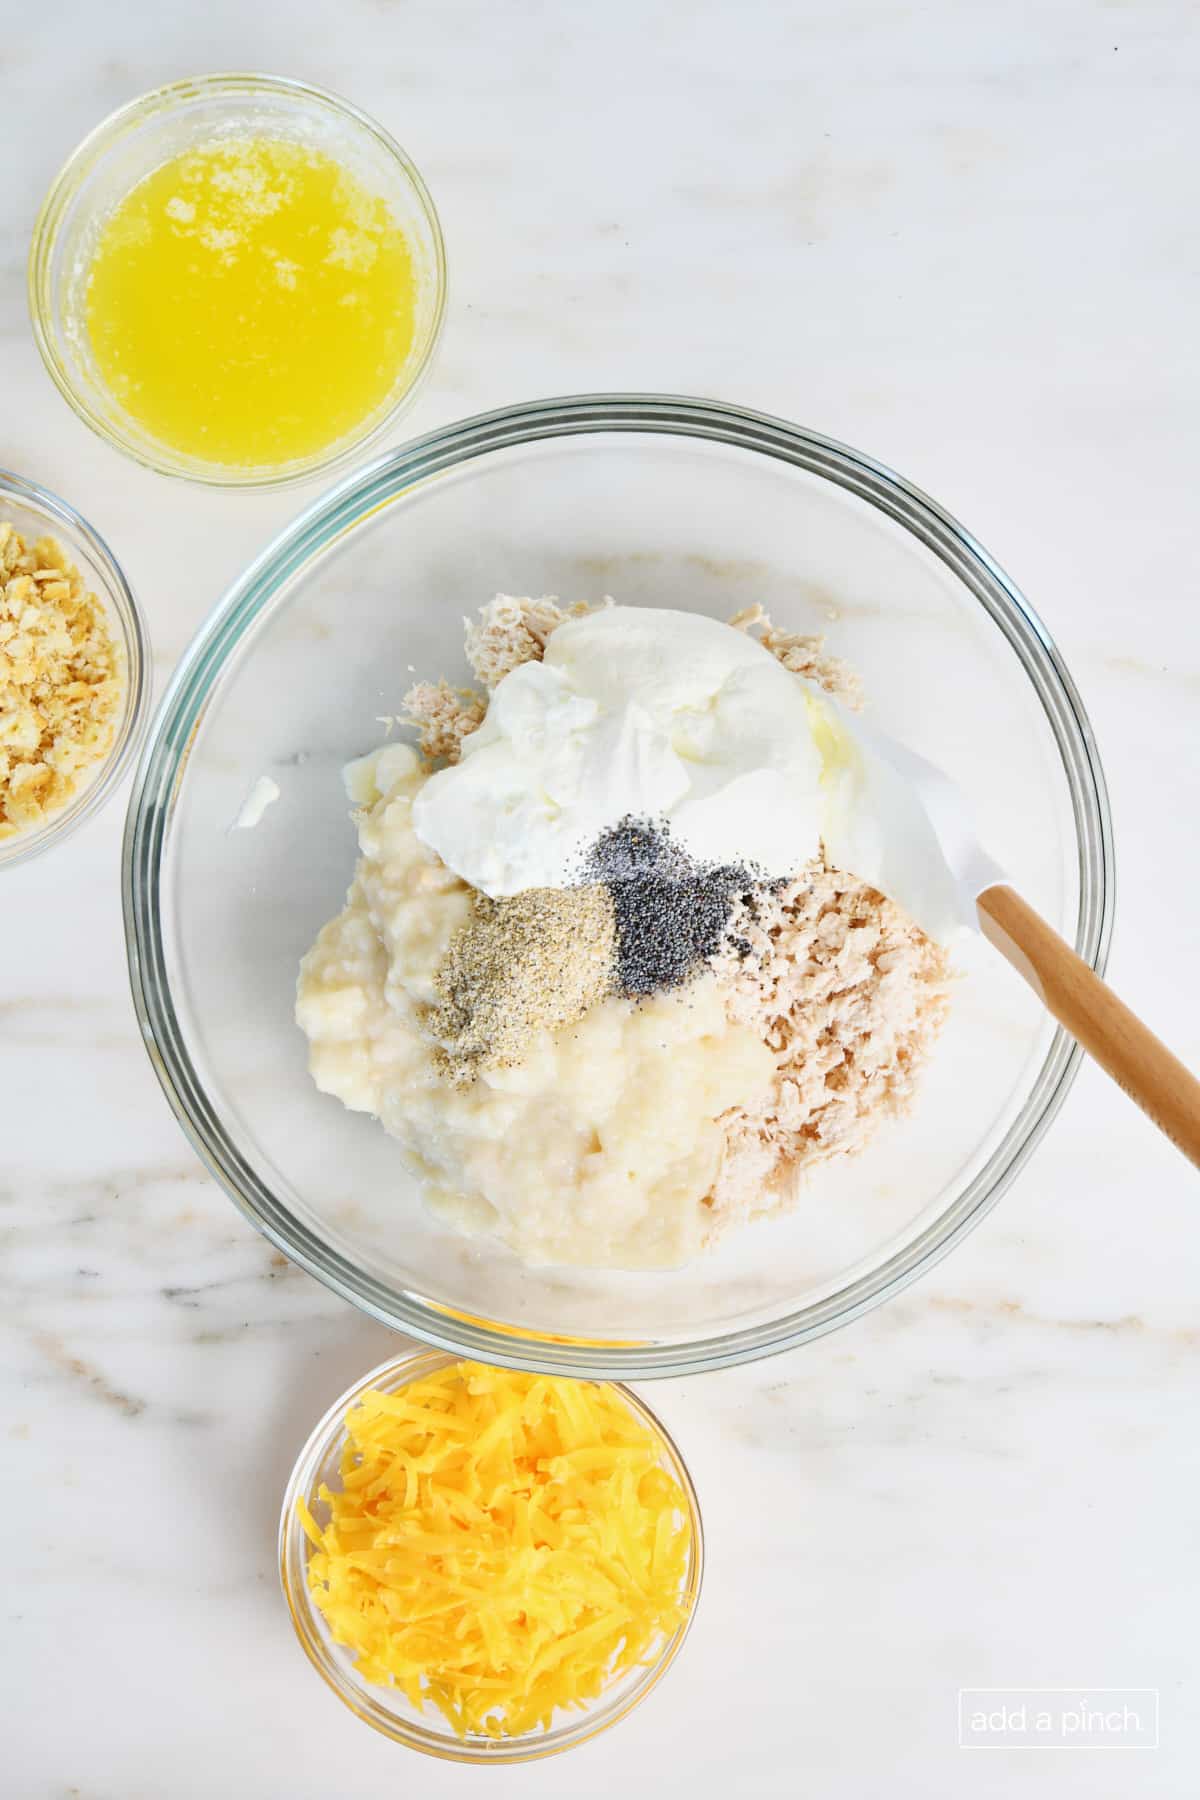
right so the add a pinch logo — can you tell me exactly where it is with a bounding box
[958,1689,1159,1750]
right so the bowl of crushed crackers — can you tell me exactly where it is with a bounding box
[0,470,150,869]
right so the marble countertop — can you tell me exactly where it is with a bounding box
[4,3,1198,1795]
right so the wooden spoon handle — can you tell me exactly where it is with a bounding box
[977,883,1200,1169]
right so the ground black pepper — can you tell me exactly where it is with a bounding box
[429,884,614,1082]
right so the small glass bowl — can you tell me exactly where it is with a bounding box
[0,470,150,871]
[278,1350,705,1763]
[28,73,447,489]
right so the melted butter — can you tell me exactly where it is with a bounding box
[85,136,418,467]
[806,689,854,783]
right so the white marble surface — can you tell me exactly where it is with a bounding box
[3,3,1199,1795]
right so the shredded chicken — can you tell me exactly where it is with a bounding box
[707,867,951,1232]
[728,603,863,709]
[464,593,597,689]
[399,680,486,765]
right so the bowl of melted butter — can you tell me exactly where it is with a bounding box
[29,73,446,487]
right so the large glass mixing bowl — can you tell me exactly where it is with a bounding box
[123,395,1113,1377]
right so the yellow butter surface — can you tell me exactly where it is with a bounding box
[86,136,417,467]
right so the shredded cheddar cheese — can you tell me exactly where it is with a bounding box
[299,1361,693,1738]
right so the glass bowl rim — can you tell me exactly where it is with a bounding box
[277,1347,705,1761]
[1,467,152,871]
[27,70,448,491]
[122,391,1115,1375]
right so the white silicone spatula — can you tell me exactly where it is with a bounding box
[832,704,1200,1169]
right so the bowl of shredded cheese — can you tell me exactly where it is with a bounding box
[0,470,150,869]
[278,1351,704,1760]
